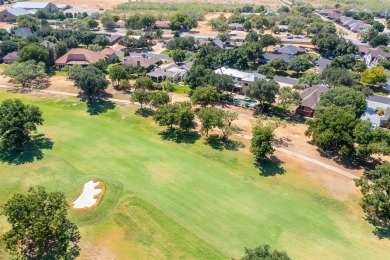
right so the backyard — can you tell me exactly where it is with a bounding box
[0,89,389,259]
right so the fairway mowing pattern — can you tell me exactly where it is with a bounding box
[0,90,389,259]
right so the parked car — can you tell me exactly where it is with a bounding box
[286,34,293,39]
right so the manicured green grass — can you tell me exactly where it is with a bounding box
[172,84,192,94]
[0,90,389,259]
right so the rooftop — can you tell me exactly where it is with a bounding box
[13,2,54,9]
[300,86,329,110]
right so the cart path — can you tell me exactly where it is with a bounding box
[1,85,360,180]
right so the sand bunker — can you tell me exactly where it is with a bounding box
[72,180,103,209]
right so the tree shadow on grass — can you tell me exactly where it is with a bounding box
[205,134,245,151]
[135,108,154,118]
[0,134,53,165]
[255,155,286,177]
[367,219,390,240]
[159,129,200,144]
[85,99,116,116]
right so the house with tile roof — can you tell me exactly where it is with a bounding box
[214,67,266,94]
[55,48,116,68]
[121,56,161,69]
[296,86,329,117]
[2,51,18,64]
[364,48,390,67]
[0,7,32,22]
[12,2,58,12]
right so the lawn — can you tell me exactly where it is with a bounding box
[0,90,389,259]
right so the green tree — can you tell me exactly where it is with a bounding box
[305,106,358,156]
[191,86,220,107]
[0,99,43,149]
[198,107,221,137]
[153,103,179,129]
[170,13,197,30]
[241,244,290,260]
[245,30,258,42]
[269,57,287,71]
[287,56,312,74]
[54,41,68,58]
[321,67,358,87]
[101,16,116,31]
[217,110,240,140]
[246,79,280,110]
[355,163,390,227]
[87,19,99,29]
[154,28,163,39]
[372,21,385,32]
[257,64,275,79]
[354,61,367,73]
[361,66,388,86]
[177,102,195,132]
[93,35,109,47]
[318,86,367,118]
[1,187,80,259]
[150,91,170,108]
[131,88,151,109]
[250,121,275,161]
[108,65,128,86]
[243,20,253,30]
[17,43,52,67]
[69,66,109,100]
[278,87,302,113]
[298,71,321,87]
[3,61,48,89]
[369,34,389,47]
[134,77,155,90]
[330,54,356,69]
[170,49,186,63]
[91,59,108,73]
[218,33,231,43]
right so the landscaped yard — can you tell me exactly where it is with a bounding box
[0,89,389,259]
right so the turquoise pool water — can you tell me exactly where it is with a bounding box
[233,98,257,106]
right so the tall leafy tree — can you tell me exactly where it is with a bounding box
[150,91,170,108]
[361,66,388,86]
[198,107,222,137]
[0,99,44,149]
[3,61,48,89]
[241,244,290,260]
[298,71,321,87]
[169,13,197,30]
[134,77,155,90]
[69,66,109,100]
[369,34,389,48]
[246,79,280,110]
[287,56,313,74]
[108,65,128,86]
[17,43,52,67]
[321,67,358,87]
[278,87,301,113]
[355,163,390,228]
[131,89,151,109]
[250,121,276,161]
[191,86,220,107]
[1,187,80,259]
[318,87,367,118]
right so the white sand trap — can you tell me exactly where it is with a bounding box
[72,180,102,209]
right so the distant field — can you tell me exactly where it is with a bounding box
[0,89,389,259]
[300,0,390,11]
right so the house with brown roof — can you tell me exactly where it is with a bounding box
[55,48,116,68]
[2,51,18,64]
[121,56,161,69]
[154,21,170,29]
[106,35,123,46]
[364,48,390,67]
[296,86,329,117]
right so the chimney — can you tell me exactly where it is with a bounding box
[137,60,141,67]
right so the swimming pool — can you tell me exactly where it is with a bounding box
[233,98,257,106]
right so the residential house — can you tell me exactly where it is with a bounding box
[12,2,58,12]
[154,21,170,30]
[13,27,33,37]
[40,40,55,48]
[327,12,342,20]
[358,45,370,56]
[296,86,329,117]
[278,25,290,32]
[364,48,390,66]
[261,53,292,63]
[214,67,266,94]
[275,45,304,55]
[115,20,125,28]
[0,7,32,22]
[106,35,123,46]
[55,48,116,68]
[2,51,18,64]
[361,95,390,127]
[121,56,161,69]
[99,48,117,63]
[64,8,103,16]
[380,10,390,18]
[126,52,173,61]
[348,8,360,14]
[316,58,331,73]
[318,9,333,16]
[210,38,237,49]
[147,62,192,82]
[349,21,371,33]
[228,23,244,31]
